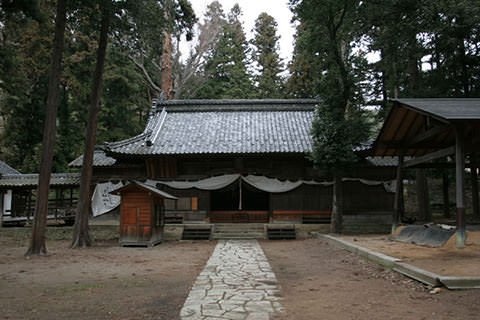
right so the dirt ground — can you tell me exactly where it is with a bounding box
[339,232,480,276]
[2,235,480,320]
[0,237,215,320]
[261,238,480,320]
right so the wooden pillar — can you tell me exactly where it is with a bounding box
[470,156,479,219]
[442,172,451,218]
[416,168,431,221]
[330,175,343,234]
[392,154,404,233]
[455,126,466,247]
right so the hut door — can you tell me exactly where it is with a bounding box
[123,207,150,242]
[122,207,139,241]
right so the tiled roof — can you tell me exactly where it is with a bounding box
[69,149,117,167]
[106,99,320,155]
[391,98,480,120]
[0,161,20,175]
[0,173,80,187]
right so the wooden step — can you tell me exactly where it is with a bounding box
[182,227,211,240]
[267,227,296,240]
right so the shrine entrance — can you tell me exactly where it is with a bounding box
[210,180,269,223]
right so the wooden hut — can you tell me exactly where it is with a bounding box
[112,181,177,246]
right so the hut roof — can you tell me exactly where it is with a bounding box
[104,99,320,156]
[111,180,178,199]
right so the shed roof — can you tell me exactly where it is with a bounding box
[374,98,480,157]
[105,99,320,156]
[391,98,480,121]
[0,173,80,187]
[0,161,21,175]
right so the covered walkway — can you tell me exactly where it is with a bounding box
[373,98,480,247]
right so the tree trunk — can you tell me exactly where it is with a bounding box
[26,0,67,256]
[161,1,173,100]
[71,1,110,248]
[442,171,451,218]
[330,175,343,234]
[161,31,173,99]
[416,168,431,222]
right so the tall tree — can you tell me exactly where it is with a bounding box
[195,4,254,99]
[126,0,196,99]
[291,0,371,233]
[26,0,67,255]
[175,0,225,98]
[251,13,284,98]
[286,22,316,98]
[71,0,110,248]
[72,0,196,247]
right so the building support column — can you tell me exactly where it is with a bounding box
[470,155,479,219]
[416,168,431,221]
[392,154,404,233]
[455,126,466,248]
[442,171,451,218]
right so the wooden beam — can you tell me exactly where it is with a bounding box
[455,126,466,248]
[376,141,451,150]
[404,146,455,168]
[408,125,450,146]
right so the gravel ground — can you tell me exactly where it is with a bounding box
[260,238,480,320]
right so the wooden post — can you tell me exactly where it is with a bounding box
[330,175,343,234]
[392,154,404,233]
[455,126,466,247]
[442,171,451,218]
[470,155,479,219]
[416,168,431,221]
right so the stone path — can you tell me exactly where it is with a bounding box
[180,239,284,320]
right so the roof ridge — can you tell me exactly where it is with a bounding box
[152,98,321,106]
[105,132,149,149]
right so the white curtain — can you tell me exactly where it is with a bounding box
[154,174,333,193]
[148,174,240,190]
[153,174,395,194]
[91,182,123,217]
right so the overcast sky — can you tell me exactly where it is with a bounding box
[179,0,296,63]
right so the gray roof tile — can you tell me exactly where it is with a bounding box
[0,161,20,175]
[69,149,117,167]
[392,98,480,120]
[0,173,80,187]
[106,99,319,155]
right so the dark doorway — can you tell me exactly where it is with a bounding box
[242,182,269,210]
[210,180,269,223]
[211,181,240,210]
[211,180,269,211]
